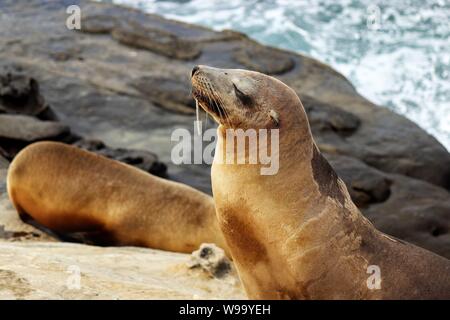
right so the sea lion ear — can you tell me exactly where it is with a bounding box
[269,109,279,127]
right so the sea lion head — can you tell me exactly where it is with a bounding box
[191,65,308,132]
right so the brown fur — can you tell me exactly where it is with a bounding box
[220,207,268,265]
[311,145,345,206]
[192,65,450,299]
[7,141,229,254]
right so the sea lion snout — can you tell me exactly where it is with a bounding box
[191,66,276,129]
[191,65,232,87]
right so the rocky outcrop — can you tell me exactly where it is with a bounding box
[0,63,167,176]
[131,76,196,114]
[0,0,448,298]
[0,114,71,157]
[233,43,295,75]
[0,66,55,119]
[2,0,447,187]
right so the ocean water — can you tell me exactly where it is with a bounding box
[106,0,450,150]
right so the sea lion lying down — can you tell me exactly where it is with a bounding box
[7,141,229,254]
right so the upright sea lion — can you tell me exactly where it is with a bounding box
[7,141,229,254]
[191,65,450,299]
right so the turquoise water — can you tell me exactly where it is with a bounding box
[107,0,450,150]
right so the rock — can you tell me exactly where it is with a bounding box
[0,114,71,158]
[80,15,118,34]
[80,14,201,60]
[0,158,7,187]
[303,95,361,137]
[131,76,195,114]
[111,20,202,60]
[0,114,69,142]
[0,65,56,120]
[325,153,391,207]
[326,153,450,259]
[233,41,295,75]
[0,241,245,299]
[73,139,167,177]
[364,173,450,259]
[188,243,233,278]
[0,154,8,170]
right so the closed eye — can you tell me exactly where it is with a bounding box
[233,83,252,105]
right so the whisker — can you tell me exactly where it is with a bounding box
[205,82,226,125]
[210,86,231,127]
[194,77,232,128]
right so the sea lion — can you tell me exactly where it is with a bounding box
[191,65,450,299]
[7,141,229,254]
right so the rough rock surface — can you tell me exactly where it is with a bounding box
[188,243,233,279]
[0,62,167,175]
[0,241,244,299]
[0,0,449,298]
[0,65,53,118]
[0,114,70,143]
[0,155,8,170]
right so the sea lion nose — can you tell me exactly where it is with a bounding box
[191,65,200,77]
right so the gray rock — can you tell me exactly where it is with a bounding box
[325,153,391,207]
[233,41,295,75]
[131,76,195,114]
[364,173,450,259]
[73,139,167,177]
[0,154,8,170]
[0,114,69,142]
[303,95,361,138]
[111,20,202,60]
[79,14,118,34]
[0,65,57,120]
[0,114,70,158]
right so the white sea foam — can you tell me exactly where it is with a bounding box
[107,0,450,150]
